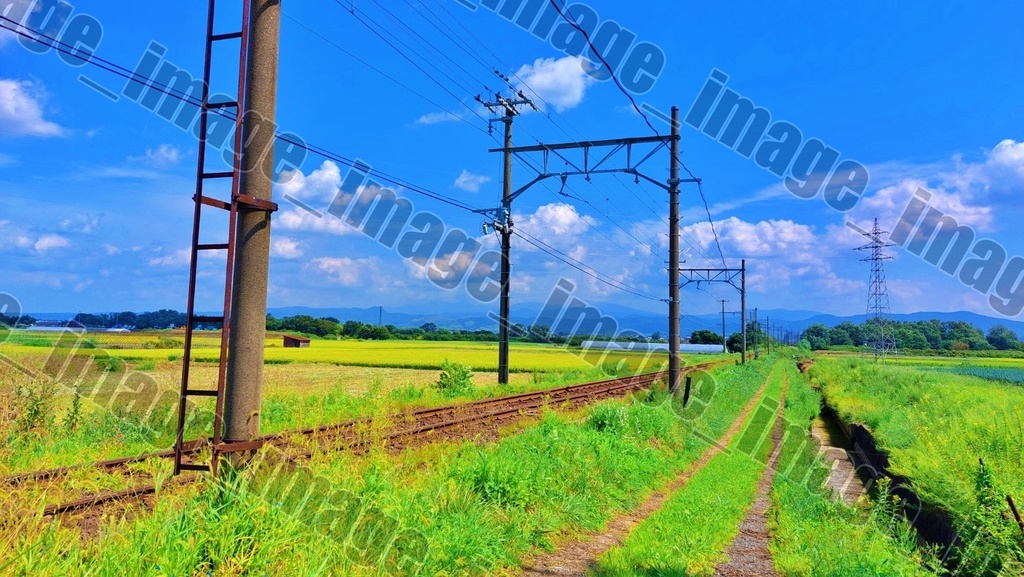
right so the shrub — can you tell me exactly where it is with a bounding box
[434,359,473,397]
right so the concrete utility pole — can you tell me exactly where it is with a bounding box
[478,93,536,385]
[668,106,681,394]
[741,259,746,364]
[224,0,280,444]
[719,299,728,354]
[753,307,759,359]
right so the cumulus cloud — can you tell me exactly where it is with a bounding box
[271,236,304,259]
[148,248,191,267]
[0,79,64,137]
[130,144,182,167]
[277,208,357,236]
[513,56,595,112]
[516,203,598,246]
[453,170,491,193]
[33,233,69,252]
[940,139,1024,197]
[310,256,380,286]
[277,160,343,203]
[679,217,864,296]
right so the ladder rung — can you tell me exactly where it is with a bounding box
[206,101,238,110]
[236,194,278,212]
[211,31,243,41]
[197,195,231,210]
[217,440,264,454]
[191,315,224,324]
[202,171,234,180]
[197,243,229,251]
[184,389,218,397]
[177,463,211,472]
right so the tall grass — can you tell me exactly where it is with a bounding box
[2,360,775,575]
[808,359,1024,575]
[769,363,936,576]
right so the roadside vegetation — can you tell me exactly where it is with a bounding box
[769,362,937,576]
[810,358,1024,575]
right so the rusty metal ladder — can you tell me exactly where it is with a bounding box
[173,0,275,476]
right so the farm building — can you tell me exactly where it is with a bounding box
[282,335,310,348]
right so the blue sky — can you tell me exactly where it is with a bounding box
[2,0,1023,323]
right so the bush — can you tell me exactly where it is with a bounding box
[434,359,473,397]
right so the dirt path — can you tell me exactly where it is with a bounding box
[712,371,789,577]
[518,364,779,577]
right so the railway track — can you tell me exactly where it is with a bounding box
[4,365,718,518]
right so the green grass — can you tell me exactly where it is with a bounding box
[769,363,937,576]
[1,360,776,576]
[809,358,1024,575]
[590,360,785,576]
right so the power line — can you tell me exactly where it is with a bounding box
[280,11,487,136]
[514,229,662,302]
[545,0,660,136]
[333,1,489,126]
[0,16,481,214]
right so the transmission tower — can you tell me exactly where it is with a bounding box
[855,218,898,361]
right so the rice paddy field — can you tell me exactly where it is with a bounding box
[1,329,675,372]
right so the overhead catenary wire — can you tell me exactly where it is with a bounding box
[541,0,730,270]
[513,229,662,302]
[280,11,488,136]
[334,1,722,312]
[413,1,688,249]
[2,14,718,306]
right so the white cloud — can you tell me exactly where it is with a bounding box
[33,233,69,252]
[310,256,380,286]
[130,144,181,167]
[516,203,598,246]
[102,243,121,255]
[0,79,64,137]
[940,139,1024,197]
[277,208,357,236]
[415,110,467,125]
[60,214,101,234]
[148,248,191,267]
[513,56,595,112]
[277,160,343,203]
[453,169,491,193]
[271,236,304,259]
[0,1,34,47]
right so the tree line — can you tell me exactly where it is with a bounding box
[798,319,1022,352]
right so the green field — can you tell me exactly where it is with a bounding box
[1,330,698,373]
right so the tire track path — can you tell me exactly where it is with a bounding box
[518,364,779,577]
[712,369,789,576]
